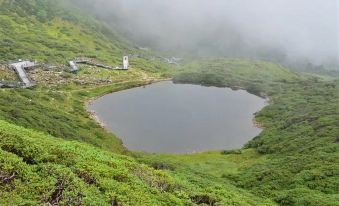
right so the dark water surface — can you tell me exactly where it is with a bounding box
[89,81,266,153]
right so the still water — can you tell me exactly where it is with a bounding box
[89,81,266,153]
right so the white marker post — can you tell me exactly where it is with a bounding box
[123,56,129,70]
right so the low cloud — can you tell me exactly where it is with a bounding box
[73,0,339,69]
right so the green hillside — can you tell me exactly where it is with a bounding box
[165,59,339,205]
[0,0,132,64]
[0,0,170,153]
[0,119,278,205]
[0,1,338,206]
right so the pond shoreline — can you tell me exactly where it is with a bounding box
[86,80,269,153]
[85,78,171,134]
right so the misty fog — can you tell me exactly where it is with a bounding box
[73,0,338,70]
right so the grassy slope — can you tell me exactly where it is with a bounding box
[0,0,131,64]
[0,119,185,205]
[0,119,276,205]
[0,0,171,73]
[0,1,274,205]
[139,59,338,205]
[0,1,338,205]
[0,60,169,153]
[0,0,170,153]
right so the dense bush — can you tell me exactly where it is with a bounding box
[0,119,279,205]
[0,120,192,205]
[0,0,338,205]
[0,0,132,64]
[168,59,339,205]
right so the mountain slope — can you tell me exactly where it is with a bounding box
[0,0,132,64]
[0,119,277,205]
[164,59,339,205]
[0,1,338,206]
[0,0,170,153]
[0,119,183,205]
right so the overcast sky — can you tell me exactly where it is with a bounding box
[75,0,338,68]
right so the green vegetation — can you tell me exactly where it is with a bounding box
[0,0,129,64]
[0,0,170,153]
[0,117,277,205]
[0,0,338,205]
[0,63,169,153]
[152,58,338,205]
[0,119,186,205]
[173,58,302,97]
